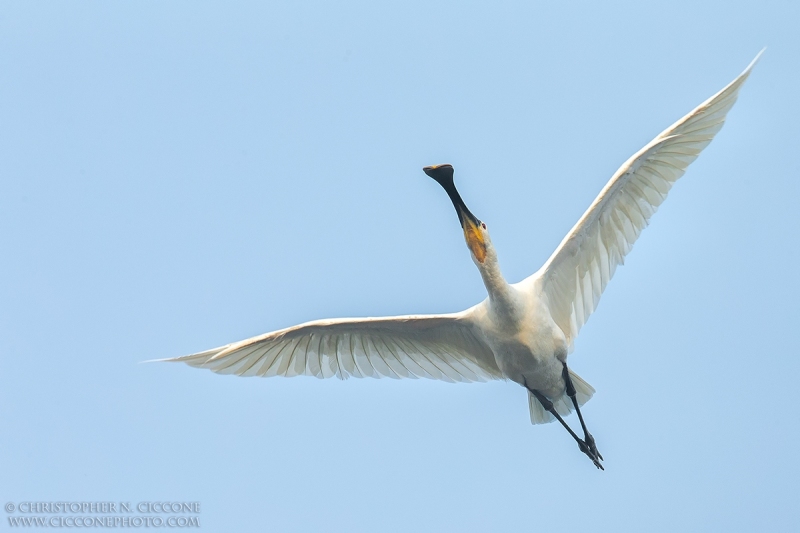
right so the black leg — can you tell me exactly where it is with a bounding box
[562,362,603,461]
[524,378,604,470]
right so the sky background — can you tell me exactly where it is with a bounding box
[2,1,799,531]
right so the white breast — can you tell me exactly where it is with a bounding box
[476,291,569,397]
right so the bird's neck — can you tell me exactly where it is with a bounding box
[476,251,517,317]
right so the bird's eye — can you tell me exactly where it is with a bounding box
[481,223,487,229]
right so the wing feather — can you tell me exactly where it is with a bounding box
[522,51,762,346]
[163,311,503,383]
[376,337,412,379]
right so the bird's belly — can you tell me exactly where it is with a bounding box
[486,329,567,399]
[476,293,570,398]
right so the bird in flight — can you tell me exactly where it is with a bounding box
[161,52,761,469]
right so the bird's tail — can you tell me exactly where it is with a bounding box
[527,369,595,425]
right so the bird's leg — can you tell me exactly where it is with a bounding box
[562,362,603,461]
[524,379,603,470]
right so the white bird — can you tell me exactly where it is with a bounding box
[162,52,762,469]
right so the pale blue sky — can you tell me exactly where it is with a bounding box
[2,1,798,531]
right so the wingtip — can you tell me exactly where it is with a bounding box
[139,357,181,364]
[141,345,229,366]
[744,48,766,74]
[721,49,764,93]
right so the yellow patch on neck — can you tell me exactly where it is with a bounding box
[464,225,487,263]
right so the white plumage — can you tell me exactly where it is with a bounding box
[160,52,761,467]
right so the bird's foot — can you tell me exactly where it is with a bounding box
[584,432,603,461]
[578,439,604,470]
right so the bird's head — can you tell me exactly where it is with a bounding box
[423,164,489,264]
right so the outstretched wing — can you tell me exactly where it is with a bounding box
[522,51,762,347]
[162,311,503,383]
